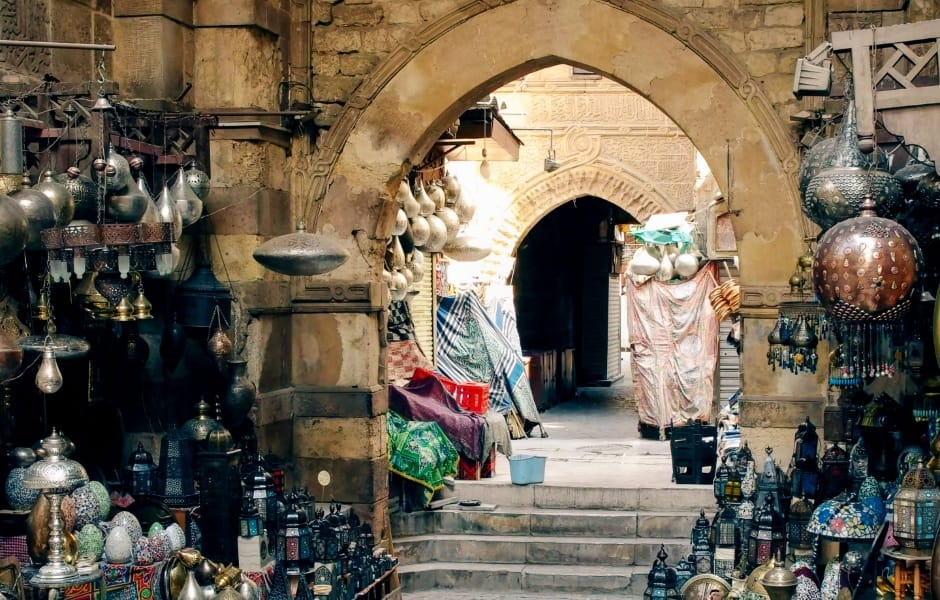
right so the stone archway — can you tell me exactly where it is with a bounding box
[312,0,803,290]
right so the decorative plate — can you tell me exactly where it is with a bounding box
[681,573,732,600]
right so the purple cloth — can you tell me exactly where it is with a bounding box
[389,377,486,461]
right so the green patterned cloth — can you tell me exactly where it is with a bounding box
[387,411,458,505]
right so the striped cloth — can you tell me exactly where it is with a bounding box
[436,291,540,426]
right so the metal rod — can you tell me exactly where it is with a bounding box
[0,39,116,51]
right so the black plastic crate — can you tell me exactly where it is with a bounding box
[669,421,717,484]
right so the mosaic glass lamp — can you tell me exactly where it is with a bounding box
[711,504,740,581]
[787,495,815,560]
[747,494,786,570]
[892,458,940,551]
[807,492,881,568]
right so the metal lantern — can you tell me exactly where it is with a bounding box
[736,498,756,551]
[789,417,820,500]
[724,465,743,505]
[692,531,713,575]
[123,441,156,497]
[275,504,314,575]
[692,509,711,548]
[245,462,279,536]
[892,458,940,551]
[747,494,786,571]
[23,429,89,584]
[239,501,264,538]
[180,399,225,442]
[788,495,815,559]
[760,552,798,600]
[674,555,695,591]
[714,455,732,504]
[263,451,286,497]
[643,545,680,600]
[154,428,199,507]
[711,504,740,581]
[755,447,790,519]
[819,442,850,501]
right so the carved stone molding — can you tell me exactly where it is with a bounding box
[739,285,805,310]
[291,281,385,313]
[293,385,387,419]
[739,394,825,428]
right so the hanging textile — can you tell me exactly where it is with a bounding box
[436,291,541,428]
[386,300,433,382]
[626,262,719,439]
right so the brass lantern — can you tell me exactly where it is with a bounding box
[892,458,940,551]
[747,494,785,571]
[788,495,815,560]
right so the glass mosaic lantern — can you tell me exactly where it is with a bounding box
[711,504,740,581]
[714,455,732,504]
[819,442,850,502]
[892,458,940,551]
[747,494,785,570]
[643,545,680,600]
[789,418,820,500]
[123,441,156,497]
[755,447,790,518]
[692,509,711,548]
[807,493,881,569]
[263,451,287,497]
[674,555,695,591]
[692,532,713,574]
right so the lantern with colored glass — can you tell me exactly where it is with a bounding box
[124,441,156,497]
[714,455,732,504]
[892,458,940,551]
[691,509,711,548]
[787,495,815,560]
[711,503,740,581]
[736,497,755,551]
[789,418,820,500]
[239,499,264,538]
[692,531,713,574]
[674,555,695,591]
[245,461,279,536]
[643,545,680,600]
[276,504,314,575]
[818,442,850,502]
[755,447,790,519]
[747,494,786,570]
[263,451,286,497]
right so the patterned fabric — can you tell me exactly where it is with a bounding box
[61,562,162,600]
[387,410,458,500]
[436,291,540,425]
[387,300,416,342]
[387,339,433,383]
[0,536,30,566]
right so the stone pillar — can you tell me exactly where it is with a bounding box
[113,0,194,101]
[738,284,828,455]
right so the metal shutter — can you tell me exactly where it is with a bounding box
[408,254,436,365]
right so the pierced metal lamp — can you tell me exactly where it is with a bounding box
[253,220,350,276]
[760,550,798,600]
[23,429,89,584]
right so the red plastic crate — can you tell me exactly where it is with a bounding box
[411,367,458,394]
[454,382,489,414]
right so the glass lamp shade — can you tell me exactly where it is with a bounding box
[807,493,881,540]
[252,221,350,277]
[23,429,88,491]
[712,505,740,549]
[18,334,91,359]
[35,347,63,394]
[892,459,940,551]
[180,400,224,442]
[263,451,286,496]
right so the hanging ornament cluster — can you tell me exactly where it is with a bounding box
[766,302,825,374]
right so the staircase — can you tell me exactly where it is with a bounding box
[390,480,714,597]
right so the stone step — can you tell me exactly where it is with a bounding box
[398,562,650,596]
[391,506,700,539]
[451,482,714,512]
[394,533,691,568]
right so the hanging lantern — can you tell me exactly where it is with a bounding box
[175,243,232,329]
[892,458,940,551]
[819,442,850,502]
[253,221,350,277]
[802,94,903,230]
[710,504,739,581]
[179,399,225,442]
[643,545,680,600]
[123,442,156,497]
[813,195,920,322]
[747,494,786,571]
[754,447,790,519]
[788,495,815,560]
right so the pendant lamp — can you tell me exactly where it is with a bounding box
[253,220,349,276]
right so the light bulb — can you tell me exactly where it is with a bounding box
[118,251,130,279]
[36,348,63,394]
[73,253,86,279]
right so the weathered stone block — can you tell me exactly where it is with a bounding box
[746,27,803,50]
[252,314,292,391]
[745,51,781,77]
[115,0,193,25]
[193,29,281,108]
[203,187,290,236]
[716,31,747,53]
[313,75,361,102]
[257,418,292,463]
[255,388,291,426]
[293,385,387,418]
[387,3,421,24]
[312,1,333,24]
[291,312,380,388]
[294,415,386,459]
[765,4,804,27]
[360,27,394,52]
[293,456,387,505]
[339,53,381,76]
[739,395,823,429]
[49,0,94,83]
[194,0,289,37]
[238,280,292,314]
[314,28,362,53]
[208,233,267,281]
[333,4,383,26]
[314,52,341,76]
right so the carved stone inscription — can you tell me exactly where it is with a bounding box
[0,0,50,76]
